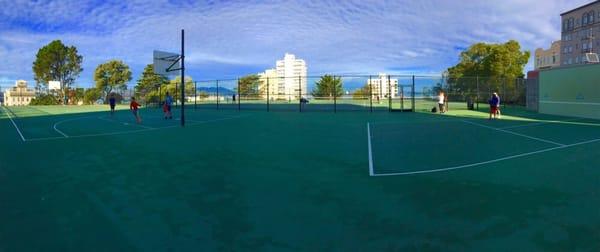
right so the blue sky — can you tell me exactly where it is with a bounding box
[0,0,592,88]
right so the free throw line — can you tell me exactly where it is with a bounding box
[2,106,26,142]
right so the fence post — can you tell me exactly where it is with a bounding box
[216,80,219,110]
[298,75,302,112]
[503,77,507,108]
[334,76,337,113]
[158,85,162,109]
[237,78,241,111]
[388,75,392,112]
[267,77,270,112]
[412,75,415,112]
[369,75,373,112]
[476,76,480,110]
[194,81,197,110]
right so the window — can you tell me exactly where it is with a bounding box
[553,55,556,63]
[576,56,580,63]
[583,14,588,25]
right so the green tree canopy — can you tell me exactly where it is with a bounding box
[32,40,83,104]
[135,64,169,102]
[83,88,102,105]
[352,84,370,100]
[312,75,343,98]
[446,40,530,100]
[94,60,132,98]
[238,74,261,97]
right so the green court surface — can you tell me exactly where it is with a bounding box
[1,105,599,251]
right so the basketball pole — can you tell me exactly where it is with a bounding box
[180,29,185,127]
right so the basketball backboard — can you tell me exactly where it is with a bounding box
[153,50,181,76]
[585,53,599,63]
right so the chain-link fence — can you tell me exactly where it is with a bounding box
[2,75,528,112]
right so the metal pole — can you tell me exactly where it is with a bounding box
[216,80,219,110]
[194,81,197,110]
[334,76,337,113]
[412,75,415,112]
[369,75,373,112]
[388,75,392,112]
[267,77,270,112]
[158,85,162,109]
[237,78,240,111]
[298,75,302,112]
[476,76,480,110]
[180,29,185,126]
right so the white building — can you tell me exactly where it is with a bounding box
[258,53,307,100]
[366,74,399,100]
[258,68,278,100]
[4,80,36,106]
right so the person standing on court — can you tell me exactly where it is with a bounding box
[130,97,142,124]
[438,91,445,114]
[164,92,173,119]
[489,92,500,120]
[109,93,116,116]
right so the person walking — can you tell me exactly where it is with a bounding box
[489,92,500,120]
[164,92,173,119]
[108,93,116,116]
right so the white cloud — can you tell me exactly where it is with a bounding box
[0,0,594,86]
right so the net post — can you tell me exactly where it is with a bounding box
[369,75,373,112]
[194,81,197,110]
[388,75,391,112]
[267,77,270,112]
[180,29,185,127]
[412,75,415,112]
[216,80,219,110]
[237,78,241,111]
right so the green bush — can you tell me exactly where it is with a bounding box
[30,94,59,105]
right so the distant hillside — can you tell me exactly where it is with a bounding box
[196,87,235,96]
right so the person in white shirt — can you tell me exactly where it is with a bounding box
[438,91,445,114]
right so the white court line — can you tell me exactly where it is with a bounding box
[97,116,155,129]
[27,114,251,142]
[499,117,583,130]
[540,101,600,106]
[367,123,374,176]
[461,120,565,146]
[371,137,600,176]
[2,106,26,142]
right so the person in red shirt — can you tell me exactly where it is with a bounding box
[130,97,142,124]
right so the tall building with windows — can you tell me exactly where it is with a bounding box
[276,53,307,100]
[366,73,399,100]
[535,41,561,69]
[4,80,35,106]
[258,53,307,100]
[560,1,600,66]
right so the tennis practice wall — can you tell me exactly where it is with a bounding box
[539,63,600,119]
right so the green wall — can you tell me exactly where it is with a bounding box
[539,64,600,119]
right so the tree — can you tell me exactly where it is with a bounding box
[446,40,530,100]
[135,64,169,103]
[83,88,102,105]
[32,40,83,104]
[352,84,370,100]
[238,74,261,97]
[94,60,132,99]
[312,75,343,98]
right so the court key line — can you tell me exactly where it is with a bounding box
[27,114,251,142]
[2,106,27,142]
[461,120,565,146]
[370,137,600,176]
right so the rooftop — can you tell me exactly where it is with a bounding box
[560,0,600,16]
